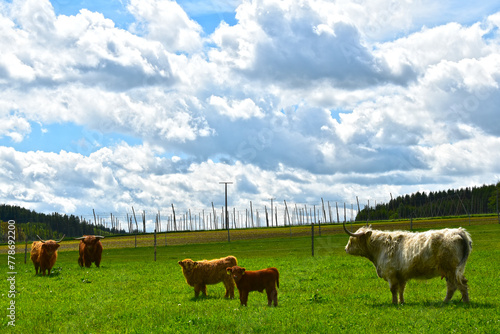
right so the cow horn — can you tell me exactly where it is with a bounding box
[95,235,105,239]
[36,235,45,243]
[75,237,86,240]
[56,234,65,243]
[343,220,364,237]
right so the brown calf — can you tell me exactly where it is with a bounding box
[30,235,65,276]
[226,266,279,306]
[75,235,104,268]
[178,256,237,298]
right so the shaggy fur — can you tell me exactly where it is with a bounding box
[344,226,472,304]
[30,240,60,276]
[76,235,104,268]
[226,266,279,306]
[178,256,237,298]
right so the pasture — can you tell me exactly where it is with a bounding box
[1,222,500,333]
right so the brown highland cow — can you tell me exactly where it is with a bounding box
[75,235,104,268]
[178,255,237,298]
[30,235,65,276]
[226,266,280,306]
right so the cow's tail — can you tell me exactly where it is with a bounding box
[272,267,279,289]
[456,228,472,281]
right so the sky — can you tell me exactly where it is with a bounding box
[1,0,500,231]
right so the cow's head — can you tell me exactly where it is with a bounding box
[75,235,104,249]
[178,259,197,272]
[343,221,372,256]
[37,235,64,255]
[226,266,245,282]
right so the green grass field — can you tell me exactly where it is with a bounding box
[1,223,500,333]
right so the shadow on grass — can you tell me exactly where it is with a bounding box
[34,271,61,278]
[189,295,235,302]
[370,300,496,309]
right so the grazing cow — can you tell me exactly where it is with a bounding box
[178,256,237,298]
[226,266,279,306]
[343,221,472,304]
[75,235,104,268]
[30,235,65,276]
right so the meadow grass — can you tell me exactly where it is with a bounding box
[1,224,499,333]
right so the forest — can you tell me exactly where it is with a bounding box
[0,204,125,241]
[355,182,500,221]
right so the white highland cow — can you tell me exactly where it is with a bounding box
[343,221,472,304]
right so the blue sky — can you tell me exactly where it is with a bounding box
[1,0,500,231]
[50,0,239,33]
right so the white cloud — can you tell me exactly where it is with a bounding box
[0,113,31,142]
[209,0,416,88]
[374,22,492,77]
[209,95,264,120]
[128,0,203,53]
[1,0,500,225]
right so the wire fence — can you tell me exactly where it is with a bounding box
[2,215,498,256]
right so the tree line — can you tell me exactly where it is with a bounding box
[0,204,126,241]
[2,182,499,241]
[355,182,500,221]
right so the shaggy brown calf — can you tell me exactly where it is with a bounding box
[226,266,279,306]
[30,235,65,276]
[75,235,104,268]
[178,256,237,298]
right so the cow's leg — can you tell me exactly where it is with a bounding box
[272,289,278,306]
[223,278,234,299]
[85,259,92,268]
[229,283,235,299]
[34,263,39,275]
[457,277,470,303]
[398,281,407,304]
[266,288,273,306]
[239,290,249,306]
[444,276,457,303]
[201,284,207,297]
[389,281,399,304]
[194,284,202,297]
[78,257,83,267]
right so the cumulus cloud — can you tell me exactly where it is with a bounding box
[209,0,416,88]
[209,95,264,120]
[128,0,203,53]
[1,0,500,224]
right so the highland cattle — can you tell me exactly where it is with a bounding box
[343,221,472,304]
[178,256,237,298]
[30,235,65,276]
[75,235,104,268]
[226,266,279,306]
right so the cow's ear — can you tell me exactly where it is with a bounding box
[193,261,198,267]
[178,261,183,267]
[365,231,372,238]
[241,268,246,275]
[226,267,232,275]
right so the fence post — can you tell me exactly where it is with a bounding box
[497,187,499,224]
[132,207,138,247]
[24,237,28,264]
[154,229,157,261]
[311,222,314,257]
[171,204,177,231]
